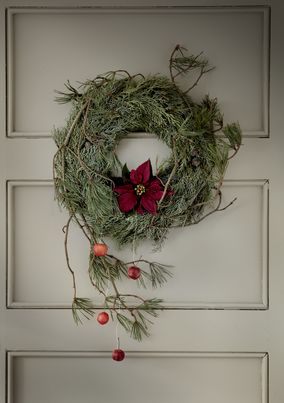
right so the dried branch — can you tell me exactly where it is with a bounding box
[62,215,77,299]
[192,191,237,225]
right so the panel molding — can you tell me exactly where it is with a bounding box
[6,179,269,310]
[6,180,53,308]
[5,5,270,138]
[6,351,268,403]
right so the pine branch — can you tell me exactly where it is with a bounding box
[169,44,214,93]
[55,80,83,104]
[72,297,95,325]
[131,321,149,341]
[116,313,133,332]
[115,298,163,341]
[107,254,172,288]
[148,263,172,288]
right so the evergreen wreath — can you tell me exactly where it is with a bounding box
[53,45,242,344]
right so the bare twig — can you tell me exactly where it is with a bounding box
[158,139,178,206]
[169,44,181,82]
[183,66,214,94]
[192,192,237,225]
[227,145,241,160]
[73,214,92,242]
[172,51,204,80]
[64,100,90,147]
[63,215,77,299]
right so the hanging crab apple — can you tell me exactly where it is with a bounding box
[112,349,125,362]
[97,312,109,325]
[128,266,141,280]
[93,243,108,256]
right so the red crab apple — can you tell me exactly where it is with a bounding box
[112,349,125,362]
[97,312,109,325]
[128,266,141,280]
[93,243,108,256]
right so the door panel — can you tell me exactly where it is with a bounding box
[7,179,268,308]
[6,7,269,137]
[8,352,267,403]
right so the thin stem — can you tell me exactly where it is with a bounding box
[169,44,181,82]
[158,139,178,206]
[89,274,107,299]
[80,98,92,149]
[183,66,214,94]
[81,213,96,240]
[67,147,114,185]
[227,145,241,160]
[64,100,90,147]
[172,51,204,80]
[63,215,77,299]
[73,214,91,242]
[109,277,137,321]
[118,294,146,303]
[107,254,160,267]
[192,192,237,225]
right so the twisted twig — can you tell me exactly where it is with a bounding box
[62,215,77,299]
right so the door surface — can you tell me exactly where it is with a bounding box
[0,1,283,402]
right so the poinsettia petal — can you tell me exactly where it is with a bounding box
[149,190,164,201]
[134,159,152,185]
[147,179,163,192]
[122,163,130,182]
[148,179,174,199]
[136,203,145,215]
[118,191,137,212]
[146,179,164,201]
[140,194,157,215]
[130,169,142,185]
[114,184,134,194]
[147,178,162,190]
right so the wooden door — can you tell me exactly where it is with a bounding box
[0,1,283,402]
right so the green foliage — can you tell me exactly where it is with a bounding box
[53,45,242,341]
[72,298,95,325]
[223,122,242,150]
[115,298,163,341]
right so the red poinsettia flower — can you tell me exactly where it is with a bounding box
[114,159,169,215]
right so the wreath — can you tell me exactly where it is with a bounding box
[53,45,241,360]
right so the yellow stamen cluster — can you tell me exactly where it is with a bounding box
[135,184,146,196]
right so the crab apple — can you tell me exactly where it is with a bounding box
[93,243,108,256]
[112,349,125,361]
[97,312,109,325]
[128,266,141,280]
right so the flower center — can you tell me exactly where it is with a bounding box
[135,184,146,196]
